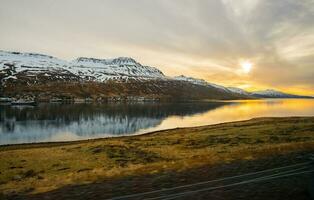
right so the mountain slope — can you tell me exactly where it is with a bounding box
[174,75,230,92]
[2,79,252,102]
[69,57,165,82]
[227,87,251,96]
[0,51,165,85]
[0,50,253,101]
[1,50,309,101]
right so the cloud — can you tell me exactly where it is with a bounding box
[0,0,313,94]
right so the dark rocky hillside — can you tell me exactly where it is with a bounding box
[1,79,250,102]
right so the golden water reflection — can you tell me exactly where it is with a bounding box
[138,99,314,134]
[1,99,313,145]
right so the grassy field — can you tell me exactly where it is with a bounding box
[0,117,314,197]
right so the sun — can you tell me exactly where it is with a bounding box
[240,61,252,74]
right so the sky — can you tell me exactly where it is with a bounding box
[0,0,313,95]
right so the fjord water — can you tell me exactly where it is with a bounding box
[0,99,313,145]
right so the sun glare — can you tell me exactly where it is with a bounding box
[241,61,252,74]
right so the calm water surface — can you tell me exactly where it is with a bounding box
[0,99,313,145]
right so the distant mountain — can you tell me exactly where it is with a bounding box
[174,75,230,92]
[0,50,310,101]
[228,87,312,99]
[172,76,308,99]
[250,89,312,98]
[227,87,251,96]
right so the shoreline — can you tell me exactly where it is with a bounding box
[0,116,307,150]
[1,97,313,106]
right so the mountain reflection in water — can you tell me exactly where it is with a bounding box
[0,102,227,144]
[1,99,314,145]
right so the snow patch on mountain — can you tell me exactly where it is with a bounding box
[174,75,208,86]
[0,50,165,82]
[251,89,292,97]
[227,87,251,95]
[174,75,230,92]
[69,57,165,81]
[0,50,68,73]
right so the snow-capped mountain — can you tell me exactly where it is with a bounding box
[0,50,242,95]
[227,87,251,96]
[174,75,208,86]
[174,75,230,92]
[250,89,310,98]
[252,89,287,97]
[227,88,312,98]
[70,57,165,81]
[0,50,251,101]
[0,50,310,101]
[172,76,312,99]
[0,50,165,83]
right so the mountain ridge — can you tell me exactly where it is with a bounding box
[0,50,311,101]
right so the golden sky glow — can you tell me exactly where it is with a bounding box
[0,0,313,95]
[240,61,252,74]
